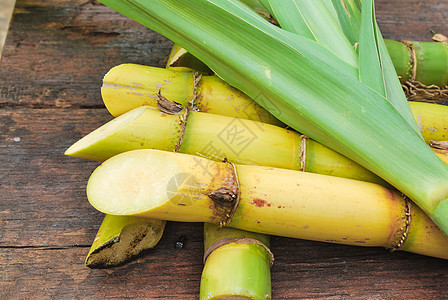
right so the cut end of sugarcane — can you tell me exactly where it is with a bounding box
[86,219,166,268]
[64,106,149,161]
[86,149,185,216]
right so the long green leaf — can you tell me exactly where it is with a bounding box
[330,0,361,47]
[358,0,420,134]
[259,0,358,66]
[98,0,448,236]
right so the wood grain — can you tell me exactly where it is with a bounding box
[1,0,448,299]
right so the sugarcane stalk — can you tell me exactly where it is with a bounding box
[66,105,448,187]
[101,64,448,145]
[72,100,448,268]
[86,149,448,260]
[166,44,274,298]
[200,223,272,300]
[101,64,283,127]
[85,215,166,268]
[386,39,448,89]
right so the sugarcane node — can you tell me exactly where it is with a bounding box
[208,187,236,207]
[174,107,190,152]
[430,140,448,150]
[207,159,241,227]
[203,237,274,267]
[189,72,203,111]
[299,135,308,172]
[156,90,184,114]
[402,40,418,82]
[389,196,412,252]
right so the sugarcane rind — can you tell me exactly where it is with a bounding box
[388,196,412,252]
[203,237,274,267]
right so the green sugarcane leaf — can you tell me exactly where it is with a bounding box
[98,0,448,236]
[330,0,361,47]
[260,0,358,66]
[358,0,386,95]
[359,0,420,134]
[375,21,421,135]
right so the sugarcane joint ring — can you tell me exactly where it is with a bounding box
[203,237,275,267]
[389,195,412,252]
[189,72,203,111]
[299,135,308,172]
[207,159,241,227]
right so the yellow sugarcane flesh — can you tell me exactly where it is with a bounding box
[86,149,448,259]
[87,149,236,224]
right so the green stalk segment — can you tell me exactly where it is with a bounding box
[65,106,384,185]
[412,41,448,87]
[200,223,272,300]
[85,215,166,268]
[384,39,412,83]
[384,39,448,87]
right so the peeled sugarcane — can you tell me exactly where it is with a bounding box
[86,149,448,260]
[200,224,272,300]
[101,64,448,145]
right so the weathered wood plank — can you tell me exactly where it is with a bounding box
[0,0,172,109]
[1,108,448,298]
[1,0,448,299]
[1,0,447,109]
[376,0,448,41]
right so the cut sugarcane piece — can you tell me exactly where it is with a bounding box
[101,64,447,145]
[200,223,272,300]
[86,149,448,260]
[66,105,448,186]
[166,43,212,74]
[101,64,283,127]
[85,214,166,268]
[65,106,388,186]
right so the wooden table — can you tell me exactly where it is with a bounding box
[1,0,447,298]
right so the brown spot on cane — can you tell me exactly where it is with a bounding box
[250,198,267,207]
[208,187,237,207]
